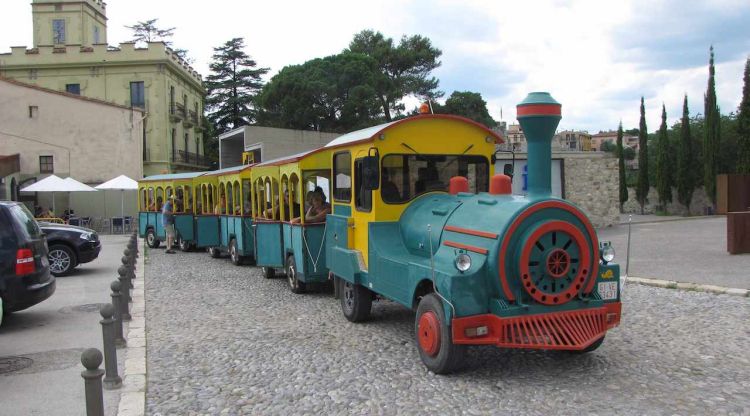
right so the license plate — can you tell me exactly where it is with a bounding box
[598,281,618,300]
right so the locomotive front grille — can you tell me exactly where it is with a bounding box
[452,307,611,350]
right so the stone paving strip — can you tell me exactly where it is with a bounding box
[627,276,750,297]
[144,250,750,415]
[117,238,147,416]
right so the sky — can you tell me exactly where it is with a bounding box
[1,0,748,133]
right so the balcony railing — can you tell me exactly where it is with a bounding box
[172,150,210,167]
[170,103,185,122]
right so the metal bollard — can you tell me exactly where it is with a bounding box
[117,266,132,321]
[117,264,132,299]
[110,281,126,348]
[99,304,122,390]
[80,348,105,416]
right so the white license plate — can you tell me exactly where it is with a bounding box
[598,281,618,300]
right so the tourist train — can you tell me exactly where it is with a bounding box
[138,92,622,373]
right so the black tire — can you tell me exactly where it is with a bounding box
[262,266,275,279]
[48,244,77,277]
[415,293,466,374]
[570,335,605,354]
[340,279,372,322]
[286,255,306,294]
[178,237,192,252]
[145,229,159,249]
[208,247,221,258]
[229,239,242,266]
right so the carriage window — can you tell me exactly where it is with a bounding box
[381,154,489,204]
[354,158,372,212]
[333,152,351,202]
[242,180,252,216]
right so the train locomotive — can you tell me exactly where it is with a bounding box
[326,92,621,373]
[137,92,622,374]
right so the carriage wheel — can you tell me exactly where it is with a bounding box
[286,255,306,294]
[415,293,465,374]
[340,279,371,322]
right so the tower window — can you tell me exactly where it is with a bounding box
[130,81,145,108]
[93,26,100,44]
[52,19,66,44]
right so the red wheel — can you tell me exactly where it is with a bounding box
[415,294,465,374]
[417,311,441,357]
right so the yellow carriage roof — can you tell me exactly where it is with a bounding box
[202,164,254,177]
[140,172,207,182]
[324,114,504,148]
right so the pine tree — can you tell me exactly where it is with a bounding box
[655,104,672,209]
[737,56,750,173]
[205,38,270,135]
[703,46,721,205]
[677,95,694,212]
[636,97,649,214]
[125,19,175,44]
[617,121,628,210]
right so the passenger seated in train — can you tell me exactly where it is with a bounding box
[292,190,330,223]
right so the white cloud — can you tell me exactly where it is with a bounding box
[0,0,746,132]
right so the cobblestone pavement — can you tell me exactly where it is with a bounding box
[145,249,750,416]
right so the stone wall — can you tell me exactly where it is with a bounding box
[623,186,711,216]
[563,154,621,228]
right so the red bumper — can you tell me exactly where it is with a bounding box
[452,302,622,350]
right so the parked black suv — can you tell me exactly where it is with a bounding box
[0,201,56,313]
[38,222,101,276]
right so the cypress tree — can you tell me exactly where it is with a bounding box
[636,97,649,214]
[738,56,750,174]
[617,121,628,210]
[677,95,694,212]
[655,104,672,209]
[703,46,721,205]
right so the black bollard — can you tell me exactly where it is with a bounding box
[110,281,126,348]
[117,266,131,321]
[99,304,122,390]
[80,348,105,416]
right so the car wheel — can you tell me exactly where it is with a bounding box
[229,239,242,266]
[48,244,78,276]
[262,266,275,279]
[340,279,371,322]
[286,255,305,294]
[146,229,159,249]
[415,293,466,374]
[179,237,191,252]
[208,247,221,258]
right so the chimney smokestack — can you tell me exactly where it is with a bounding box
[516,92,561,197]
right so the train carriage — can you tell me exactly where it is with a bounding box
[203,165,256,264]
[138,172,205,249]
[324,93,622,373]
[192,172,221,251]
[250,163,283,277]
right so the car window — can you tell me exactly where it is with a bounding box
[8,204,43,240]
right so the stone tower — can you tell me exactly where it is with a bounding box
[31,0,108,47]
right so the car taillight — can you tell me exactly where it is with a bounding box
[16,248,36,276]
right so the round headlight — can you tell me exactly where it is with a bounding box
[601,244,615,263]
[455,253,472,272]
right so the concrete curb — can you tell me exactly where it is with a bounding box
[627,276,749,297]
[117,239,147,416]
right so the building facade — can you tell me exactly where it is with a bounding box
[0,0,206,176]
[590,131,639,152]
[219,126,340,168]
[553,130,592,151]
[0,76,144,219]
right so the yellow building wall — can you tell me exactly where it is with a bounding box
[32,0,108,47]
[0,43,206,176]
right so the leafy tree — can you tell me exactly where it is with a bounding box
[636,97,649,214]
[205,38,269,135]
[737,57,750,173]
[703,46,721,205]
[617,122,628,210]
[677,95,695,211]
[655,104,672,208]
[257,52,381,132]
[125,18,193,63]
[125,19,175,43]
[434,91,496,127]
[622,146,636,160]
[600,141,617,153]
[347,30,442,121]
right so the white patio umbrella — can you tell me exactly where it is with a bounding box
[20,174,68,213]
[95,175,139,220]
[63,177,97,218]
